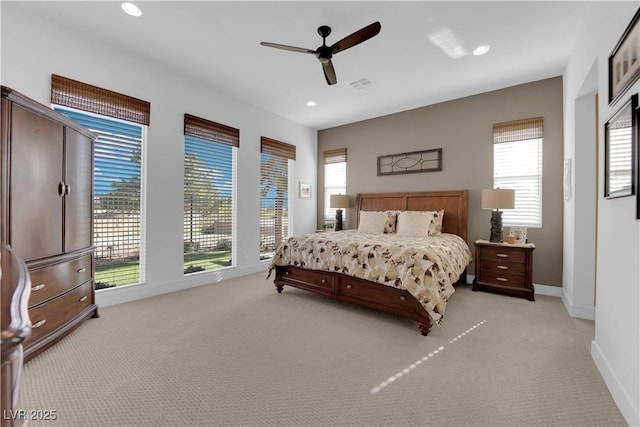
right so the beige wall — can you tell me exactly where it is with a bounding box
[318,77,564,287]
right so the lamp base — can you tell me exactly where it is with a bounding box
[335,209,343,231]
[489,210,503,243]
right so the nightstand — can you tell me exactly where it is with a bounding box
[472,239,535,301]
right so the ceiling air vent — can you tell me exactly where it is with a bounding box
[348,77,375,90]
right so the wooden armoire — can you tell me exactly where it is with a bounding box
[1,86,99,362]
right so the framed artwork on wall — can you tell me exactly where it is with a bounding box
[299,182,311,199]
[609,8,640,105]
[605,94,637,199]
[636,101,640,220]
[377,148,442,176]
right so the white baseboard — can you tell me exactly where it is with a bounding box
[591,340,640,427]
[96,263,268,308]
[560,288,596,320]
[534,283,563,297]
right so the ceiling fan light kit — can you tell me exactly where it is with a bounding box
[260,21,381,85]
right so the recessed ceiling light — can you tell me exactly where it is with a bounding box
[473,45,490,56]
[306,101,317,107]
[121,2,142,17]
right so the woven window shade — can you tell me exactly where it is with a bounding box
[493,117,544,144]
[261,136,296,160]
[323,148,347,164]
[51,74,150,125]
[184,114,239,147]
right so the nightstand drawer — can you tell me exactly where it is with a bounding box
[479,258,525,275]
[480,246,526,263]
[478,270,526,288]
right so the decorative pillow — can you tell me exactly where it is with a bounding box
[383,210,399,233]
[357,211,389,234]
[429,210,444,235]
[395,211,435,237]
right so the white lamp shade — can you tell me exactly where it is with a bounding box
[330,194,350,209]
[481,188,515,210]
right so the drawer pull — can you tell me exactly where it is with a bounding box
[31,283,46,291]
[321,279,327,284]
[32,319,47,329]
[285,271,290,276]
[346,284,352,289]
[79,295,88,302]
[496,265,509,270]
[400,295,406,301]
[496,277,508,282]
[496,253,509,258]
[77,268,86,273]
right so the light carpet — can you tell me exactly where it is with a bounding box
[19,272,626,426]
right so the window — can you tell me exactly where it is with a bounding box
[492,117,543,228]
[52,75,150,289]
[183,114,238,274]
[323,148,347,220]
[56,107,145,287]
[260,137,295,260]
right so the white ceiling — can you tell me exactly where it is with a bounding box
[11,1,612,130]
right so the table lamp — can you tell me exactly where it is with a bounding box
[481,188,515,242]
[330,194,350,231]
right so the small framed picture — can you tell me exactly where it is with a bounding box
[324,220,336,232]
[299,182,311,199]
[509,227,528,244]
[604,94,636,199]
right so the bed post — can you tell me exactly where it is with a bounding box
[417,320,432,336]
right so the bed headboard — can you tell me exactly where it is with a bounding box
[355,190,469,241]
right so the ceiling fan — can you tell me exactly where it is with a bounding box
[260,21,381,85]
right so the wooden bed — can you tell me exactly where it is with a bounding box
[273,190,469,335]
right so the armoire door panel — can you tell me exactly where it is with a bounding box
[64,128,93,252]
[10,104,64,261]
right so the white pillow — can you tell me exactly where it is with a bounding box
[396,211,435,237]
[357,211,389,234]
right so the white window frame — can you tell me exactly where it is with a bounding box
[493,118,543,228]
[54,105,147,287]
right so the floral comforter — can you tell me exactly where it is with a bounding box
[267,230,472,323]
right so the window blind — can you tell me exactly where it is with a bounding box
[51,74,151,125]
[492,117,543,228]
[260,137,294,260]
[323,148,347,220]
[184,113,239,147]
[55,107,144,287]
[183,129,235,273]
[261,136,296,160]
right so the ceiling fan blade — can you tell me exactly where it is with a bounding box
[260,42,316,55]
[330,21,381,55]
[322,60,337,85]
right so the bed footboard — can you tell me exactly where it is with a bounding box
[274,265,432,336]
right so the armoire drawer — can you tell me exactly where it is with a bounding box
[28,255,92,307]
[24,280,93,347]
